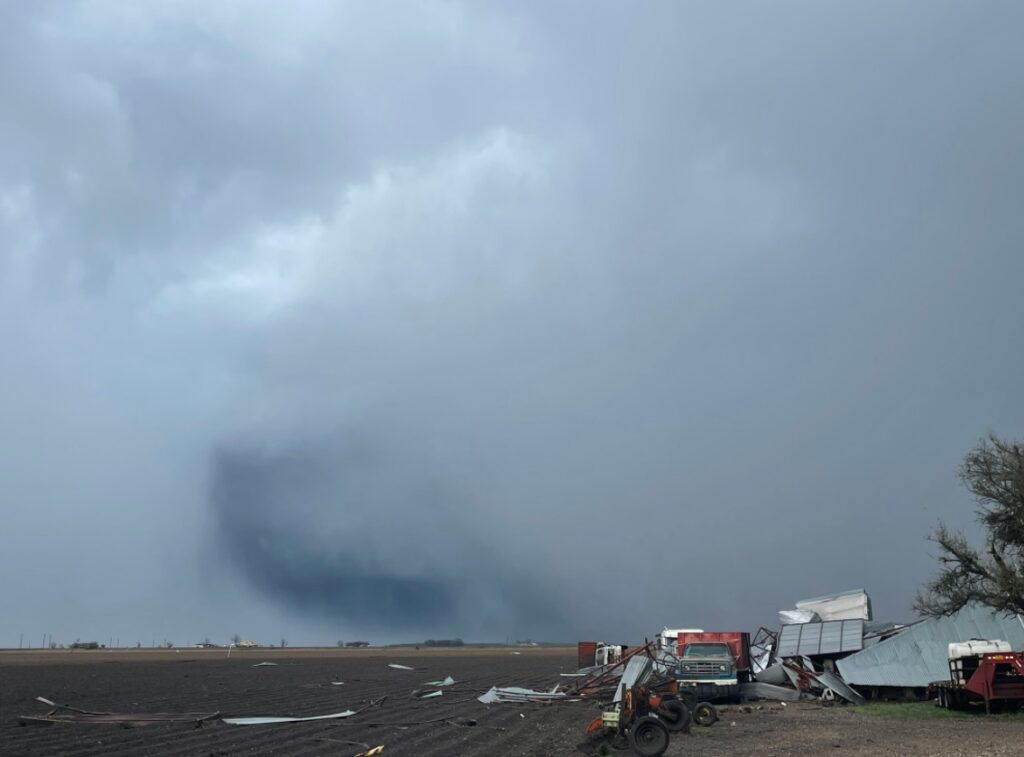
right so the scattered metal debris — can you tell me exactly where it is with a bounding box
[794,589,872,622]
[477,686,566,704]
[423,676,455,686]
[223,710,357,725]
[388,664,415,671]
[224,696,386,726]
[21,698,219,727]
[739,682,804,702]
[813,670,865,705]
[251,661,278,667]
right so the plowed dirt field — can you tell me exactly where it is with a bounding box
[2,647,1023,756]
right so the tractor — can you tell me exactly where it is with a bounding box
[584,685,708,756]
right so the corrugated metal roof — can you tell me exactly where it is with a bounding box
[836,604,1024,687]
[777,619,864,657]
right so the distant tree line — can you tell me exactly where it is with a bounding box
[424,639,464,647]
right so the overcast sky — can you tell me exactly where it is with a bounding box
[2,1,1023,648]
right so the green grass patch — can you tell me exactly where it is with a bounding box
[860,701,1024,720]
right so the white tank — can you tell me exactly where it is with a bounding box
[948,639,1012,660]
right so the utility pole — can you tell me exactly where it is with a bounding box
[19,632,23,649]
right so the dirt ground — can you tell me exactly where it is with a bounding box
[1,647,1023,756]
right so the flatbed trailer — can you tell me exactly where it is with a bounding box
[929,651,1024,713]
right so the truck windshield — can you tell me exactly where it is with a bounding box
[683,643,731,658]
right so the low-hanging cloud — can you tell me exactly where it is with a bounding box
[2,1,1024,646]
[209,430,567,636]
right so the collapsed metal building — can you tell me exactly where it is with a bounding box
[835,604,1024,696]
[755,591,1024,703]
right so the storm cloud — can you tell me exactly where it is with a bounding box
[2,1,1023,646]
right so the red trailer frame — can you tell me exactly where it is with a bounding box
[931,652,1024,713]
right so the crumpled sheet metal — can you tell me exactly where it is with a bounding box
[781,659,864,705]
[754,661,788,685]
[20,698,221,727]
[423,676,455,687]
[223,710,358,725]
[795,589,871,622]
[477,686,566,704]
[613,655,654,703]
[813,670,865,705]
[20,711,222,726]
[739,682,805,702]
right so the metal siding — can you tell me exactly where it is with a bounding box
[800,624,822,655]
[778,620,864,657]
[836,605,1024,687]
[819,621,843,654]
[841,620,864,652]
[777,625,802,657]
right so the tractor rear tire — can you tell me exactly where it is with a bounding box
[656,698,691,733]
[628,715,670,757]
[693,701,718,726]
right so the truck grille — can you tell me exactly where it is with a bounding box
[687,662,726,674]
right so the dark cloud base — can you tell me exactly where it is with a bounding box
[208,436,567,636]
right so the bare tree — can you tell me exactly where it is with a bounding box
[916,433,1024,616]
[231,633,242,646]
[280,638,288,648]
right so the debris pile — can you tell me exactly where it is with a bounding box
[568,589,1024,711]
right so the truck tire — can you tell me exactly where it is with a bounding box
[628,715,670,757]
[656,698,691,732]
[693,702,718,726]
